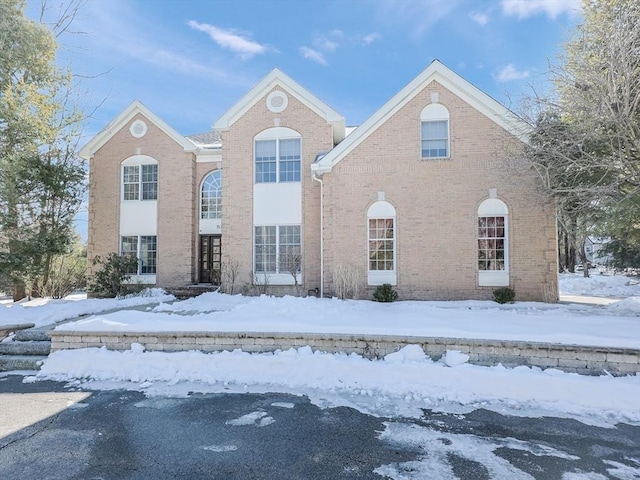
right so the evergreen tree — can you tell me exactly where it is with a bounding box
[0,0,85,299]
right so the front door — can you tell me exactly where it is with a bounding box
[199,235,221,285]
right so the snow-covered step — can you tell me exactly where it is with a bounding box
[0,341,51,356]
[0,355,47,371]
[14,329,51,342]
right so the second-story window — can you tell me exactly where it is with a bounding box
[122,163,157,200]
[255,137,301,183]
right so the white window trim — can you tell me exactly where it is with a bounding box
[121,155,158,202]
[254,127,302,184]
[420,103,450,160]
[477,198,509,287]
[367,201,397,286]
[253,224,302,285]
[200,170,222,220]
[120,235,157,279]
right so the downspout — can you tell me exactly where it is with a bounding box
[312,171,324,298]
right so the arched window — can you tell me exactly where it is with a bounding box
[477,198,509,286]
[367,200,396,286]
[421,104,450,159]
[201,170,222,219]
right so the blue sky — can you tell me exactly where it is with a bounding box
[29,0,582,140]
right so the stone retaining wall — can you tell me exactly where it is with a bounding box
[49,330,640,376]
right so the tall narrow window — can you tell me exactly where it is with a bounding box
[122,166,139,200]
[201,170,222,219]
[279,225,301,273]
[478,217,505,271]
[141,164,158,200]
[140,236,157,274]
[477,198,509,286]
[121,236,138,274]
[367,201,397,285]
[255,140,277,183]
[254,226,277,273]
[420,104,450,159]
[279,138,301,182]
[368,219,394,271]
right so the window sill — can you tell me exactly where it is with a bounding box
[253,273,301,285]
[368,271,396,286]
[478,270,509,287]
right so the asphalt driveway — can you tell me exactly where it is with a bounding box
[1,374,638,479]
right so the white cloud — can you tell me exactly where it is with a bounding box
[495,64,530,82]
[361,32,381,45]
[469,11,490,25]
[299,46,328,66]
[502,0,582,19]
[188,21,273,59]
[313,29,344,52]
[375,0,461,37]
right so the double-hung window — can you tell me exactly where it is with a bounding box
[421,120,448,158]
[420,103,450,159]
[122,164,157,200]
[120,235,157,275]
[254,225,301,274]
[255,138,301,183]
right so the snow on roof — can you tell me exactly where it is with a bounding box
[187,130,222,149]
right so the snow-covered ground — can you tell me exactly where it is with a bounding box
[0,289,175,328]
[2,274,639,427]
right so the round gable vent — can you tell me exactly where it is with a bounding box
[130,119,148,138]
[266,91,288,113]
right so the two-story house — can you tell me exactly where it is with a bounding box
[80,60,558,301]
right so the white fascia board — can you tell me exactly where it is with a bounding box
[213,69,344,130]
[195,148,222,163]
[79,100,197,159]
[315,60,531,173]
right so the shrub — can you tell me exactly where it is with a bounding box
[493,286,516,304]
[373,283,398,302]
[88,253,139,298]
[31,250,86,299]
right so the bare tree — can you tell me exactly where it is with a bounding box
[508,0,640,275]
[280,251,302,296]
[332,264,360,299]
[221,259,240,294]
[252,272,270,295]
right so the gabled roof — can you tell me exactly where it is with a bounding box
[79,100,197,160]
[213,68,345,142]
[312,60,530,175]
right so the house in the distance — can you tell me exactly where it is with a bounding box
[80,60,558,301]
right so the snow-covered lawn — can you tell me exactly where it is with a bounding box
[3,273,639,426]
[0,289,175,328]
